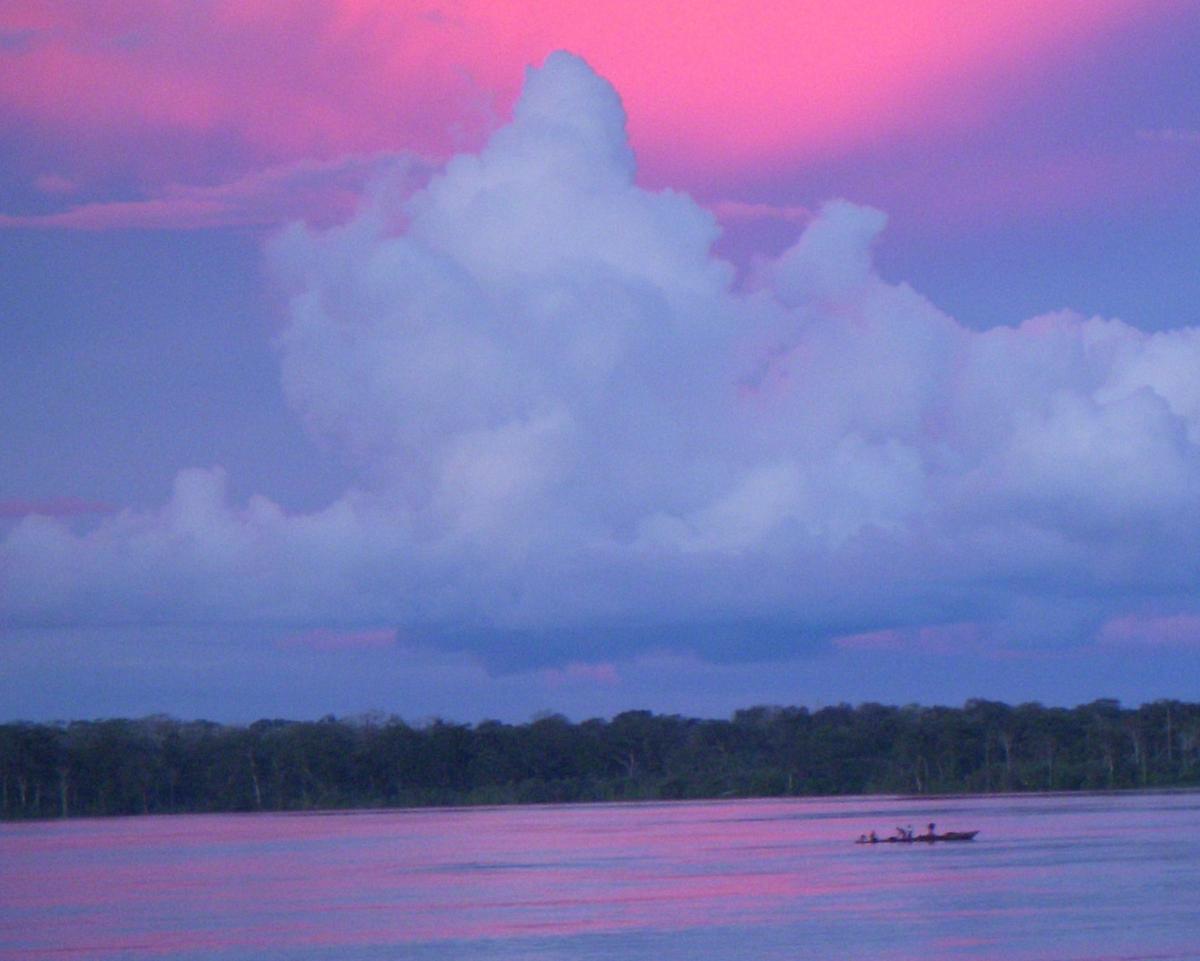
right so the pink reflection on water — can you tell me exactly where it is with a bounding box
[3,794,1199,960]
[0,800,856,957]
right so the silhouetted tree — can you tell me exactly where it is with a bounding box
[6,697,1200,819]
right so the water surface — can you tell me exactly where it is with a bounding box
[3,792,1198,960]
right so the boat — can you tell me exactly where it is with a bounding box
[931,830,978,841]
[855,830,978,844]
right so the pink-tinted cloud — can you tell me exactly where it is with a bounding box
[0,497,115,519]
[32,172,77,194]
[1098,614,1200,648]
[707,200,813,226]
[834,623,985,655]
[832,628,907,652]
[0,2,490,173]
[542,662,620,688]
[278,627,398,652]
[1,153,425,230]
[0,0,1171,189]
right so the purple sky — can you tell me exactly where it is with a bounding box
[2,4,1200,722]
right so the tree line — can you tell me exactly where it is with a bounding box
[3,698,1199,819]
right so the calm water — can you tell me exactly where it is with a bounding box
[2,792,1198,960]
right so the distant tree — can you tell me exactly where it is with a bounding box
[6,697,1200,820]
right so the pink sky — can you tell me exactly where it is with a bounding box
[1,1,1174,193]
[4,2,1200,722]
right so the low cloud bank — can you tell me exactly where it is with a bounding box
[5,53,1200,665]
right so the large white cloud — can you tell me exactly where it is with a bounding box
[5,51,1200,664]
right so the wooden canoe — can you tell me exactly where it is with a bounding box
[855,830,978,844]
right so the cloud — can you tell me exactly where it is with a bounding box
[278,627,397,652]
[1,153,428,230]
[1098,614,1200,648]
[833,623,985,655]
[705,200,813,226]
[32,173,77,195]
[4,52,1200,670]
[542,661,620,688]
[0,497,115,519]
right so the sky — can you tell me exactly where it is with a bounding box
[2,1,1200,723]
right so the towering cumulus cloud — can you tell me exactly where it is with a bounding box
[4,53,1200,665]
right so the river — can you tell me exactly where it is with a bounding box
[2,791,1197,960]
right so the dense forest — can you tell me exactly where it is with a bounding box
[3,699,1199,819]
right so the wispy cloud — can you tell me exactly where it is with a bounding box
[1099,614,1200,648]
[278,627,398,652]
[32,172,78,195]
[1,153,427,230]
[833,623,986,655]
[0,497,116,519]
[542,662,621,688]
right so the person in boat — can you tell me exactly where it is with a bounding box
[869,830,877,843]
[927,822,936,837]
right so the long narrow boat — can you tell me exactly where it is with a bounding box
[855,830,979,844]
